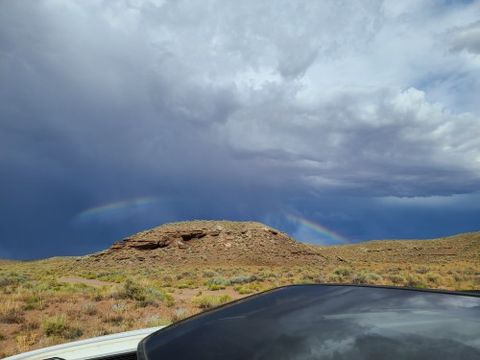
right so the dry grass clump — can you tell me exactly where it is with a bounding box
[15,333,38,353]
[171,307,190,322]
[0,300,24,324]
[81,303,97,316]
[42,315,83,340]
[143,315,169,327]
[192,294,232,309]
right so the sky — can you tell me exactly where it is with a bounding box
[1,0,480,259]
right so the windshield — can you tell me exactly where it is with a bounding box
[139,285,480,359]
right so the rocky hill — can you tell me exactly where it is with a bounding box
[83,220,327,266]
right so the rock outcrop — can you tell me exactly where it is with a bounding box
[86,220,326,266]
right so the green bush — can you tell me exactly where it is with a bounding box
[112,280,146,301]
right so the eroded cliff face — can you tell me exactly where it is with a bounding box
[84,220,326,266]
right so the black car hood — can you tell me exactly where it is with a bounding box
[138,285,480,360]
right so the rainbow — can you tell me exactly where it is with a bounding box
[286,214,348,244]
[75,197,158,222]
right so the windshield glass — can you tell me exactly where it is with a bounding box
[139,285,480,359]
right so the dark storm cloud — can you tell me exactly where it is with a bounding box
[1,0,479,258]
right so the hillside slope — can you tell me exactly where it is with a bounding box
[319,232,480,265]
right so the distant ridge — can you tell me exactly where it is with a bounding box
[320,231,480,264]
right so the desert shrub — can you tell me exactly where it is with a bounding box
[20,320,40,331]
[452,272,464,282]
[111,302,127,312]
[351,273,367,284]
[235,283,262,294]
[193,294,232,309]
[142,286,174,306]
[333,267,352,277]
[22,293,44,311]
[300,274,316,283]
[0,273,29,287]
[258,271,277,280]
[415,266,430,274]
[63,327,83,340]
[137,299,158,308]
[0,301,24,324]
[179,271,194,280]
[208,284,225,291]
[0,276,15,287]
[92,329,111,337]
[202,270,216,278]
[327,274,342,283]
[144,315,169,327]
[234,285,254,295]
[207,278,231,287]
[145,287,165,301]
[42,315,68,337]
[426,272,440,284]
[365,272,383,283]
[406,274,426,288]
[112,280,146,301]
[103,313,124,326]
[386,267,402,274]
[171,307,190,322]
[388,274,405,285]
[80,271,98,280]
[162,275,173,284]
[164,293,175,307]
[0,332,5,341]
[92,290,104,302]
[82,303,97,316]
[15,333,37,352]
[97,272,126,283]
[229,275,258,284]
